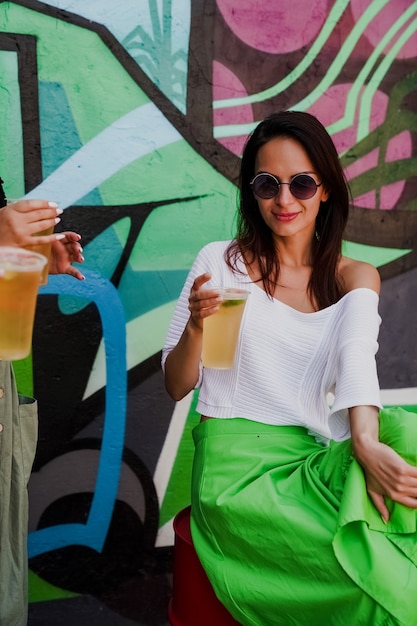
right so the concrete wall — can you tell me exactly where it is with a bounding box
[0,0,416,622]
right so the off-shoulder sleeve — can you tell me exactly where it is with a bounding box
[161,241,230,381]
[328,289,383,441]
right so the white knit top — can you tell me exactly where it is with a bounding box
[162,241,382,442]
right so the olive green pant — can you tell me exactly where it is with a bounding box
[0,362,38,626]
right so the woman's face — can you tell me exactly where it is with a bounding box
[253,136,329,242]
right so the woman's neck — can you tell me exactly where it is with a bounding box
[273,233,314,268]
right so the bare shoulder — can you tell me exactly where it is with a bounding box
[338,256,381,295]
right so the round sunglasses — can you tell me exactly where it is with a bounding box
[250,172,322,200]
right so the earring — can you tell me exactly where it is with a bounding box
[315,230,320,241]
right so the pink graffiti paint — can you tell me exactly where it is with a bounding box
[351,0,417,60]
[216,0,327,53]
[308,84,412,210]
[213,61,254,155]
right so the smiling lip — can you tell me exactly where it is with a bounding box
[274,212,299,222]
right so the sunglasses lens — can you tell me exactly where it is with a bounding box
[290,175,318,199]
[251,174,279,199]
[252,173,320,200]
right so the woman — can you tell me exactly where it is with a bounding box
[162,111,417,625]
[0,197,84,626]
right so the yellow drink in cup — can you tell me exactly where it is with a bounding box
[202,288,249,369]
[0,247,47,360]
[24,225,54,285]
[6,200,53,285]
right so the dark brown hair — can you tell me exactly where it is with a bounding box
[226,110,349,309]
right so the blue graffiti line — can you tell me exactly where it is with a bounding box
[28,269,127,557]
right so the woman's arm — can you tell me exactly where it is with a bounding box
[164,273,222,401]
[0,200,84,279]
[0,199,62,246]
[350,405,417,522]
[341,260,417,521]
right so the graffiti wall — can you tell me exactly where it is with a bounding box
[0,0,416,623]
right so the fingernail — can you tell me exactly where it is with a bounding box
[55,217,61,224]
[48,201,58,208]
[380,515,387,524]
[56,208,63,215]
[55,233,65,240]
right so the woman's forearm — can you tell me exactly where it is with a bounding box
[164,272,221,401]
[348,405,380,464]
[348,404,417,521]
[164,318,204,401]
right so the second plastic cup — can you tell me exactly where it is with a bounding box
[23,225,54,285]
[0,246,47,360]
[6,199,53,285]
[201,288,249,369]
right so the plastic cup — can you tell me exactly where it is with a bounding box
[6,199,53,285]
[0,246,47,360]
[201,288,249,369]
[23,225,54,285]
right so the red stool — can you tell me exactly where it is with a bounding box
[168,506,241,626]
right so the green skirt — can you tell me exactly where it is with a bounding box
[190,408,417,626]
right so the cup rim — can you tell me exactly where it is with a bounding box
[0,245,48,269]
[218,287,250,300]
